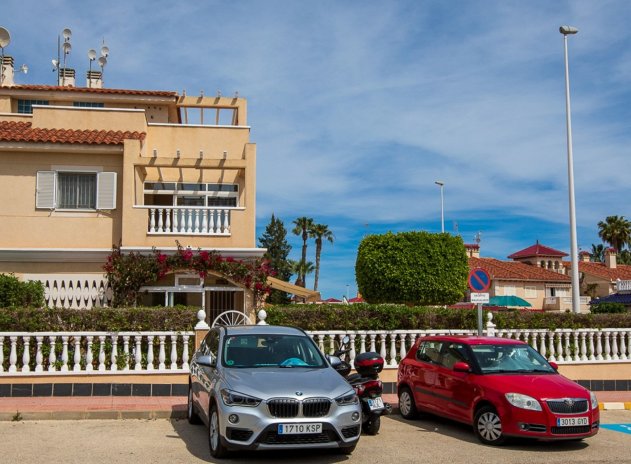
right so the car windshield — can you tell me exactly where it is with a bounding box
[470,344,556,374]
[222,334,327,368]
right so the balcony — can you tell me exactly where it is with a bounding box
[142,206,232,236]
[543,296,590,312]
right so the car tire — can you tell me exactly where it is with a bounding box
[187,383,202,425]
[398,386,418,420]
[208,402,229,458]
[474,406,506,446]
[363,416,381,435]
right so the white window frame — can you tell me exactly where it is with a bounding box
[36,169,117,211]
[501,285,517,296]
[524,286,537,299]
[142,181,239,208]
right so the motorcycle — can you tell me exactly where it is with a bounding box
[328,336,391,435]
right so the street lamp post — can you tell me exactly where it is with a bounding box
[435,181,445,233]
[560,25,581,314]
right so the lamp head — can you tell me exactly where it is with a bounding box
[559,26,578,35]
[435,180,444,187]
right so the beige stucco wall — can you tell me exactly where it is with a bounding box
[491,281,547,309]
[0,148,124,248]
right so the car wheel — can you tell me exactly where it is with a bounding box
[398,386,418,420]
[208,402,229,458]
[363,415,381,435]
[474,406,506,446]
[187,383,202,425]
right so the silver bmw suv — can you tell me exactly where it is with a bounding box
[188,325,362,458]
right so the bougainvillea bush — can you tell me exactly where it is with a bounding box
[104,243,272,307]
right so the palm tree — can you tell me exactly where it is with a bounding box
[292,217,313,286]
[590,244,605,263]
[597,216,631,252]
[289,259,315,288]
[309,223,334,291]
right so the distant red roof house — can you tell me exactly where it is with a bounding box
[469,257,570,283]
[508,242,568,259]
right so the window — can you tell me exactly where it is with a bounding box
[143,182,239,208]
[416,341,443,365]
[502,285,516,296]
[36,171,117,210]
[525,286,537,299]
[18,99,49,114]
[73,101,105,108]
[440,343,470,370]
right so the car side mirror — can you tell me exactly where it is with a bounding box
[197,354,216,368]
[549,361,559,371]
[453,361,471,373]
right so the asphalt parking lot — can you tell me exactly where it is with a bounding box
[2,411,630,464]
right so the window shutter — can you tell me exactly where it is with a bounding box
[36,171,56,209]
[96,172,117,210]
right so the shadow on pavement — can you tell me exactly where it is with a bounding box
[169,418,355,463]
[388,412,590,453]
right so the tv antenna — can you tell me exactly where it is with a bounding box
[474,231,482,245]
[52,28,72,85]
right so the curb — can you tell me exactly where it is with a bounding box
[600,402,631,411]
[0,409,187,421]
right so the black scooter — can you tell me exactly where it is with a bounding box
[328,336,391,435]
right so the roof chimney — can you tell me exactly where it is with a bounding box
[86,70,103,89]
[465,243,480,258]
[605,248,617,269]
[579,251,591,262]
[59,67,75,87]
[0,55,14,86]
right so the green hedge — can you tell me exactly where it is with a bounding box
[0,306,198,332]
[0,274,44,308]
[1,304,630,333]
[264,304,631,331]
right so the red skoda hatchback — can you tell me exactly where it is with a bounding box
[397,336,599,445]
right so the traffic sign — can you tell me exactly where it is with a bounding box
[468,268,491,292]
[470,292,489,304]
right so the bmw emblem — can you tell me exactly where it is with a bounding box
[296,391,303,396]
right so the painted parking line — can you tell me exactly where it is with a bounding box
[600,424,631,435]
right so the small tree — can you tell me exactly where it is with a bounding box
[258,214,292,304]
[355,231,468,305]
[0,273,45,308]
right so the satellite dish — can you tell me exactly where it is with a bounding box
[63,42,72,54]
[98,56,107,67]
[100,46,109,57]
[19,64,28,74]
[52,59,58,67]
[62,28,72,40]
[0,27,10,49]
[88,49,96,60]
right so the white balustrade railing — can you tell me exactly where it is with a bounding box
[143,206,232,235]
[0,332,193,375]
[2,327,631,375]
[307,327,631,369]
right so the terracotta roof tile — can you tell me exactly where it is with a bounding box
[574,262,631,281]
[0,121,145,145]
[6,84,177,98]
[469,257,570,282]
[508,243,568,259]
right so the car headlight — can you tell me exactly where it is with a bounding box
[589,391,599,410]
[335,390,359,406]
[505,393,542,411]
[220,389,261,407]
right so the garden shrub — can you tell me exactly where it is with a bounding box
[355,231,469,305]
[0,273,44,308]
[590,302,627,314]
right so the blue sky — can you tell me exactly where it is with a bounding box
[3,1,631,299]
